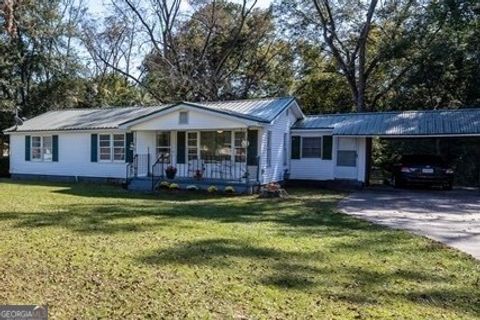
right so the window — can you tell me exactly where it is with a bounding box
[99,134,125,161]
[179,111,189,124]
[42,136,53,161]
[301,137,322,158]
[234,131,246,162]
[156,132,171,162]
[337,150,357,167]
[266,131,272,167]
[283,133,288,165]
[200,131,231,161]
[99,134,112,161]
[113,134,125,161]
[187,132,198,160]
[31,136,52,161]
[31,136,42,160]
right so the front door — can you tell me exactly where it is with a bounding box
[335,137,358,180]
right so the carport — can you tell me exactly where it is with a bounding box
[293,108,480,187]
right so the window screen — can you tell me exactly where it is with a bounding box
[42,136,53,161]
[179,111,189,124]
[302,137,322,158]
[113,134,125,161]
[156,132,171,162]
[337,150,357,167]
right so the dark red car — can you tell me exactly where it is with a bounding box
[392,154,454,190]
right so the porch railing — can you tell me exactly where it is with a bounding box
[151,154,257,190]
[125,154,138,184]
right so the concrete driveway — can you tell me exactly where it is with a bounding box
[338,189,480,259]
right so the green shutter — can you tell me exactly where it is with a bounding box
[322,136,333,160]
[247,130,258,165]
[91,134,98,162]
[177,131,186,164]
[52,135,59,162]
[125,132,134,163]
[291,136,301,159]
[25,136,31,161]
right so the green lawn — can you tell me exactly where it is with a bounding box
[0,180,479,319]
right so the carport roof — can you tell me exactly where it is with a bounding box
[293,108,480,137]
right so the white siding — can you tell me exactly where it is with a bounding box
[130,107,249,131]
[356,137,367,182]
[334,137,367,182]
[289,134,367,183]
[258,108,298,184]
[9,131,127,179]
[289,130,335,181]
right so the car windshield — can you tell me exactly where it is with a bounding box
[401,155,445,165]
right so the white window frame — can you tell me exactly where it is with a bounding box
[31,136,53,162]
[233,131,246,163]
[179,111,189,124]
[98,133,125,163]
[266,130,272,168]
[156,131,171,163]
[187,131,199,161]
[187,130,248,163]
[301,136,322,158]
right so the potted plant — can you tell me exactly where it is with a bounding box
[165,166,177,179]
[193,169,203,180]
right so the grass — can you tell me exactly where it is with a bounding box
[0,180,479,319]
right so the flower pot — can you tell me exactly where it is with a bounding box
[165,171,176,179]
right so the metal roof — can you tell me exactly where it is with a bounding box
[4,106,168,132]
[5,97,295,133]
[293,108,480,136]
[198,96,296,123]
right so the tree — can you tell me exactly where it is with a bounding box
[84,0,295,103]
[0,0,87,116]
[277,0,433,112]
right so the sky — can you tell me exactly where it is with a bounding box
[85,0,274,18]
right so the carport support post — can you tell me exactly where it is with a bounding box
[364,137,372,187]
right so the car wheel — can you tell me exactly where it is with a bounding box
[443,183,453,191]
[393,176,403,188]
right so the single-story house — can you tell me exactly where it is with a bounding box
[4,97,480,191]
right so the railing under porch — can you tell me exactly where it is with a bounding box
[151,154,260,190]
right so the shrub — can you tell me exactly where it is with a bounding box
[207,185,217,193]
[169,183,179,190]
[159,181,170,189]
[224,186,236,194]
[186,185,199,191]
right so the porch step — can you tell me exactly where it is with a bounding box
[127,177,153,191]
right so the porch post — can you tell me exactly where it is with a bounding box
[364,137,372,187]
[147,147,151,176]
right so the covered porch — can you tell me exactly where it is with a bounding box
[127,128,260,190]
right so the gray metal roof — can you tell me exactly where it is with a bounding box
[5,97,295,133]
[198,96,295,123]
[293,108,480,136]
[4,106,168,132]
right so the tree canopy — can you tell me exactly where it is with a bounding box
[0,0,479,127]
